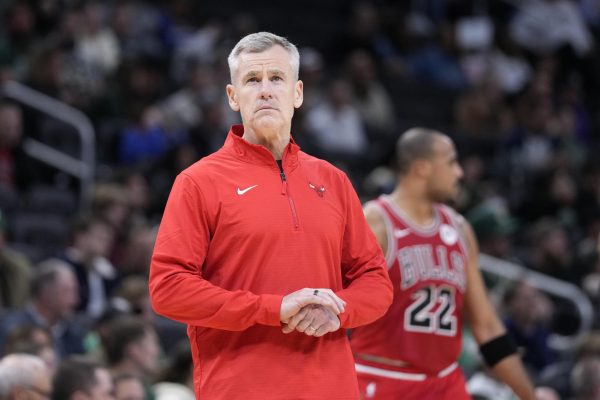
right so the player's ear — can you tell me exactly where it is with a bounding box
[226,85,240,112]
[413,159,432,177]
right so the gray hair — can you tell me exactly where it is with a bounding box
[571,357,600,398]
[227,32,300,82]
[0,353,48,397]
[30,258,73,299]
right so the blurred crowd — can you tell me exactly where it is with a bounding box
[0,0,600,398]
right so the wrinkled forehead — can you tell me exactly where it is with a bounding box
[235,46,294,75]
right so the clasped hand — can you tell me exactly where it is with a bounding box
[279,288,344,337]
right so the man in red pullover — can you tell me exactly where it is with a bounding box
[149,32,393,400]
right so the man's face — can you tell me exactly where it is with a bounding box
[226,45,303,140]
[0,105,23,148]
[130,330,160,376]
[508,283,546,324]
[426,136,464,202]
[19,367,52,399]
[88,368,115,400]
[44,268,79,320]
[80,222,114,259]
[114,377,145,400]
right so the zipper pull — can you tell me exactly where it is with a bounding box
[280,172,287,195]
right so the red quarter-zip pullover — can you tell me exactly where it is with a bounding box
[149,125,393,399]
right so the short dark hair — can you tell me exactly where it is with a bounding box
[0,99,20,109]
[156,339,193,384]
[395,127,442,175]
[69,214,110,241]
[51,357,104,400]
[103,316,150,366]
[3,324,52,356]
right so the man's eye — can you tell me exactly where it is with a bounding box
[247,77,258,83]
[271,76,282,81]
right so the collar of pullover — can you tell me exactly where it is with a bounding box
[226,124,300,171]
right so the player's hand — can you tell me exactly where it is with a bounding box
[282,304,341,337]
[280,288,345,323]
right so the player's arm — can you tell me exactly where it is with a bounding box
[364,203,388,256]
[460,218,536,400]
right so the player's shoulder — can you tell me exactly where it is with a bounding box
[437,203,466,227]
[363,196,385,212]
[363,197,390,228]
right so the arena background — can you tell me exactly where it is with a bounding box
[1,1,600,399]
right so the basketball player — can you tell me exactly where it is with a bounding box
[350,128,536,399]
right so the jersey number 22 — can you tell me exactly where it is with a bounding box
[404,285,457,336]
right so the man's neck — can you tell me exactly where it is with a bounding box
[390,184,435,227]
[242,126,290,160]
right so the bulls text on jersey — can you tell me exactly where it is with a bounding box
[398,244,466,292]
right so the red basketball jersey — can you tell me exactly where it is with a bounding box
[351,195,468,375]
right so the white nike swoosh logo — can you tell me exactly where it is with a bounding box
[394,229,411,238]
[237,185,258,195]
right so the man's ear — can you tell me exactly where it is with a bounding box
[413,159,432,178]
[294,80,304,109]
[226,84,240,112]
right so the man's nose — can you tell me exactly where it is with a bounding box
[457,165,464,179]
[260,80,273,98]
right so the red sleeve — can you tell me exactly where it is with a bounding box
[335,174,393,328]
[149,173,283,330]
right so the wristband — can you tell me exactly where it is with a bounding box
[479,333,518,367]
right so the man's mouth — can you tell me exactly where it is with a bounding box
[257,105,277,112]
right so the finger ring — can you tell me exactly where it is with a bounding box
[314,289,319,296]
[308,326,316,331]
